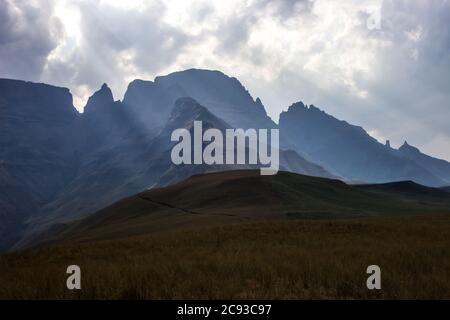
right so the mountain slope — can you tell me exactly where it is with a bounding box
[35,170,450,246]
[279,102,445,187]
[397,141,450,184]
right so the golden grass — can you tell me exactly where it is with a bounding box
[0,214,449,299]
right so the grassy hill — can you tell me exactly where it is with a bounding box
[2,170,450,299]
[26,170,450,248]
[32,170,450,246]
[1,215,449,299]
[356,180,450,200]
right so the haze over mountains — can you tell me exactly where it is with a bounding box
[1,68,450,251]
[279,102,448,187]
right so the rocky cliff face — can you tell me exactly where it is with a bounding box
[0,79,78,250]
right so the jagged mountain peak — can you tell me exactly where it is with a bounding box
[154,68,254,105]
[279,100,446,187]
[84,83,114,112]
[284,101,329,115]
[286,101,306,111]
[397,140,450,183]
[281,101,365,135]
[122,68,277,130]
[399,141,420,153]
[308,104,324,113]
[385,140,391,148]
[255,97,264,108]
[152,68,275,129]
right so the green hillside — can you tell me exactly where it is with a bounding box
[38,170,450,245]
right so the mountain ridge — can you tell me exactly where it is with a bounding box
[279,101,446,187]
[397,141,450,183]
[2,69,450,251]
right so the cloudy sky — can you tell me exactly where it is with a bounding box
[1,0,450,160]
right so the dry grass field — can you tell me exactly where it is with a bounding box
[1,214,449,299]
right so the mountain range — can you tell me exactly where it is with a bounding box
[279,102,447,186]
[1,68,450,251]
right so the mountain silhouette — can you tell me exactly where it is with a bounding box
[397,141,450,184]
[0,79,78,250]
[154,69,276,129]
[122,69,276,131]
[1,68,450,251]
[279,101,446,187]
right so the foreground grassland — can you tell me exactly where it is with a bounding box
[1,215,449,299]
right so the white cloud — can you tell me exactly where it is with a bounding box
[423,133,450,162]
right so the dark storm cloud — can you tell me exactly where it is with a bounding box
[0,0,62,81]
